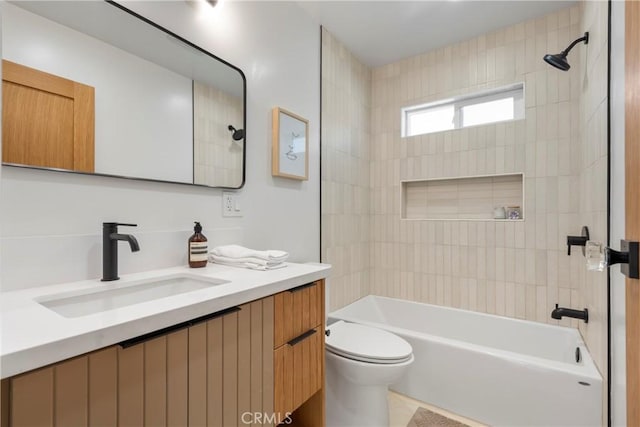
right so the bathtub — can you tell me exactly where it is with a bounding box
[328,295,602,427]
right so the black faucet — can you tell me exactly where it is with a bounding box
[102,222,140,281]
[567,226,590,256]
[551,304,588,323]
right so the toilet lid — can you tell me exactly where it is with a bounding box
[325,321,413,364]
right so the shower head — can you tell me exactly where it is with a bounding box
[543,32,589,71]
[228,125,244,141]
[543,53,571,71]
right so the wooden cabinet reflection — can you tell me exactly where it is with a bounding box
[2,60,95,173]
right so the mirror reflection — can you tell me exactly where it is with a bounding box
[2,1,246,188]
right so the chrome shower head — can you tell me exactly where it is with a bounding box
[543,32,589,71]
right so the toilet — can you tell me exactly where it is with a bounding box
[325,320,414,427]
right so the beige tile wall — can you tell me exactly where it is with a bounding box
[577,0,609,421]
[193,81,244,188]
[402,174,523,220]
[370,5,588,327]
[321,3,608,409]
[321,28,372,310]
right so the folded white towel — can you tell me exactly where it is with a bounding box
[210,245,289,262]
[209,254,282,267]
[244,262,287,271]
[209,256,287,271]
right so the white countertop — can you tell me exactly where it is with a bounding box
[0,262,331,379]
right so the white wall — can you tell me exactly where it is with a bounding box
[0,0,321,291]
[3,3,193,182]
[610,1,626,424]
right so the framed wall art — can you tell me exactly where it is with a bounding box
[272,107,308,180]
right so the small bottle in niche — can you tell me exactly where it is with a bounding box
[506,206,522,220]
[189,221,208,268]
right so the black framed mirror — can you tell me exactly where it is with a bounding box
[2,0,246,189]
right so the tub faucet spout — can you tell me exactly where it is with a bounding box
[551,304,588,323]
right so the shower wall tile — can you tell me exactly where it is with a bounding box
[576,2,609,420]
[370,5,586,325]
[321,28,372,311]
[193,82,243,187]
[366,2,608,422]
[322,4,607,419]
[371,2,607,396]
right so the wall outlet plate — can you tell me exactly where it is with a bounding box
[222,192,242,217]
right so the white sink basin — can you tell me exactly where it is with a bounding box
[36,274,229,318]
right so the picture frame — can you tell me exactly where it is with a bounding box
[272,107,309,180]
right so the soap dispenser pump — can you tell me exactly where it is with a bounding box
[189,222,208,268]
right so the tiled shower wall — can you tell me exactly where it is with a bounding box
[370,5,587,325]
[577,0,609,411]
[193,82,243,188]
[321,28,372,310]
[322,2,609,392]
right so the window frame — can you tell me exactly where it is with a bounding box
[401,82,525,138]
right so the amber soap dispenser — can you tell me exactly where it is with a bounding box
[188,221,208,268]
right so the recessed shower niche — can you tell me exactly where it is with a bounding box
[401,173,524,221]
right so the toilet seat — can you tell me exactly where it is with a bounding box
[325,321,413,364]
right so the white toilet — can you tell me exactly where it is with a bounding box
[325,320,414,427]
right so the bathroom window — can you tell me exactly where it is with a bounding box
[401,83,524,137]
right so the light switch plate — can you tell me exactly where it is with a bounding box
[222,192,242,217]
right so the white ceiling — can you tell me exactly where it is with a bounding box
[298,1,577,67]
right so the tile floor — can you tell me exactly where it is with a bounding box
[388,391,487,427]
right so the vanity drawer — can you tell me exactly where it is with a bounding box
[274,328,323,417]
[274,281,323,349]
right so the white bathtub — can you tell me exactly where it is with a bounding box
[328,295,602,427]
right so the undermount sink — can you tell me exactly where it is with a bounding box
[36,274,230,318]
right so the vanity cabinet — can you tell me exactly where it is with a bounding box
[1,299,274,427]
[0,280,325,427]
[2,328,194,427]
[274,280,325,427]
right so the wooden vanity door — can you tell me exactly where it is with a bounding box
[274,280,325,427]
[2,60,95,173]
[0,330,191,427]
[187,299,275,427]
